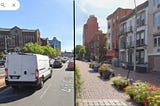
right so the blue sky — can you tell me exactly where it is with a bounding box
[0,0,146,52]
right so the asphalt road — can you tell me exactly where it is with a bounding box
[0,62,74,106]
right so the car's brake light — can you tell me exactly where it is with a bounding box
[35,69,39,79]
[5,68,8,79]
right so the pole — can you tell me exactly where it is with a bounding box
[73,0,76,105]
[133,0,137,81]
[5,35,7,53]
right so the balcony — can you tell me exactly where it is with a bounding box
[126,41,135,48]
[127,26,133,33]
[119,28,127,36]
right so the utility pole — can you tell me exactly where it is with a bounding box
[4,35,7,53]
[133,0,137,81]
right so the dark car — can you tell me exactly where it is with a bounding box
[66,61,74,71]
[52,60,62,68]
[0,60,5,66]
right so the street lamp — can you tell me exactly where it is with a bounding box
[133,0,137,81]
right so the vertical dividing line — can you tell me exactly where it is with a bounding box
[73,0,76,106]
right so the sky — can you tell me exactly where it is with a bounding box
[0,0,147,52]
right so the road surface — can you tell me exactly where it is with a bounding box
[0,62,74,106]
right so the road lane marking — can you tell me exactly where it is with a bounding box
[40,83,51,99]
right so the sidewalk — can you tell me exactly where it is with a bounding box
[77,61,160,106]
[113,67,160,86]
[76,61,138,106]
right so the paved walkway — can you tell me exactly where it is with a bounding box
[76,61,160,106]
[76,61,138,106]
[113,67,160,86]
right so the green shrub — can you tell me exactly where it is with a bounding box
[111,76,130,90]
[75,66,83,98]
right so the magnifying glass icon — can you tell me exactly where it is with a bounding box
[0,3,5,7]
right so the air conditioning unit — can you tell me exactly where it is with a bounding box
[157,48,160,52]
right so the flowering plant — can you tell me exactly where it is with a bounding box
[125,81,160,105]
[98,64,108,76]
[111,76,130,90]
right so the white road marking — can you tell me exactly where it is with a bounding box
[40,84,51,99]
[61,88,71,93]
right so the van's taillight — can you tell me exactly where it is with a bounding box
[5,68,8,79]
[35,69,39,79]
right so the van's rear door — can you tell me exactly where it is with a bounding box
[7,54,22,81]
[7,54,37,82]
[21,55,37,81]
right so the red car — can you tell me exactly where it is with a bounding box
[67,61,74,71]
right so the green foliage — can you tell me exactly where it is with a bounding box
[22,42,59,57]
[78,46,86,58]
[75,45,86,59]
[103,41,108,51]
[75,66,83,98]
[98,64,108,76]
[0,52,6,59]
[111,76,130,90]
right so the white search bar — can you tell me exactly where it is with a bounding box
[0,0,20,10]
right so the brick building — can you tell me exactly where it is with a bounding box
[106,8,133,60]
[0,26,41,52]
[41,38,50,46]
[83,15,99,45]
[87,31,106,62]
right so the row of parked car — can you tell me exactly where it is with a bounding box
[50,57,74,71]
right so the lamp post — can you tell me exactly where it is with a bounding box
[133,0,137,81]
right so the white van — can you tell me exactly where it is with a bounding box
[5,53,52,89]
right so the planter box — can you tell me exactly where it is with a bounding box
[102,70,113,79]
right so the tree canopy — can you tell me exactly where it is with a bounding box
[22,42,60,58]
[75,45,86,59]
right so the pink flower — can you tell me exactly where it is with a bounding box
[144,100,148,104]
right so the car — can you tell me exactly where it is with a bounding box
[5,53,52,89]
[0,60,5,66]
[66,61,74,71]
[52,60,62,68]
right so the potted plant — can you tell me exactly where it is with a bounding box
[98,63,108,77]
[111,76,130,90]
[125,85,137,99]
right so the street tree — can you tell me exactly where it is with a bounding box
[78,46,86,58]
[23,42,60,58]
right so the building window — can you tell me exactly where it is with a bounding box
[154,0,160,6]
[136,12,145,27]
[154,12,160,27]
[154,36,160,47]
[136,31,145,47]
[136,50,144,64]
[154,37,157,47]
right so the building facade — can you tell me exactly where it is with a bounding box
[106,8,133,60]
[83,15,99,46]
[119,1,149,71]
[41,38,50,46]
[49,37,61,52]
[148,0,160,72]
[87,31,106,62]
[0,26,41,52]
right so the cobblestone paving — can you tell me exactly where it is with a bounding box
[76,61,138,106]
[78,99,133,106]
